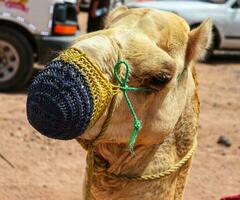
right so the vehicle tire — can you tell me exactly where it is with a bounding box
[0,26,33,91]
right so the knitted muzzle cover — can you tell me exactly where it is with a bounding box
[27,48,118,140]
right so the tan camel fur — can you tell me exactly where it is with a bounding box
[73,6,212,200]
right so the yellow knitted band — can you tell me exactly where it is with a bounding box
[57,48,119,129]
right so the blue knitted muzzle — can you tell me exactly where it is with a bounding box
[27,60,94,140]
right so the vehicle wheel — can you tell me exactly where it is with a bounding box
[0,26,33,91]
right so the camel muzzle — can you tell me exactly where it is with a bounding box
[27,47,149,152]
[27,48,117,140]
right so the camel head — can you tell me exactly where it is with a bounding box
[27,6,212,149]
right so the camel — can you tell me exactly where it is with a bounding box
[27,6,212,200]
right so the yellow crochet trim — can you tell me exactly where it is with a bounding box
[58,48,119,128]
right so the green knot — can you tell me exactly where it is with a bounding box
[114,61,148,155]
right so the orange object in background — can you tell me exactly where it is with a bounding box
[54,24,77,35]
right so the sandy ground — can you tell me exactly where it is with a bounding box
[0,13,240,200]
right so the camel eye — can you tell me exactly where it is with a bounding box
[149,73,172,86]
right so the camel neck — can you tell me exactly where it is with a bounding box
[95,134,178,177]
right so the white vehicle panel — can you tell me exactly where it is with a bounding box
[223,4,240,48]
[0,0,70,35]
[127,0,240,50]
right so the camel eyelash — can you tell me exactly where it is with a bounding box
[148,73,172,86]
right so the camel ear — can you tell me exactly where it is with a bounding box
[185,19,213,65]
[105,6,128,28]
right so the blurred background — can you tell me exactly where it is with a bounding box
[0,0,239,199]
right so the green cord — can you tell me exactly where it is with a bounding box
[114,61,148,154]
[177,67,187,81]
[113,61,187,154]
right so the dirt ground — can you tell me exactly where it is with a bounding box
[0,13,240,200]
